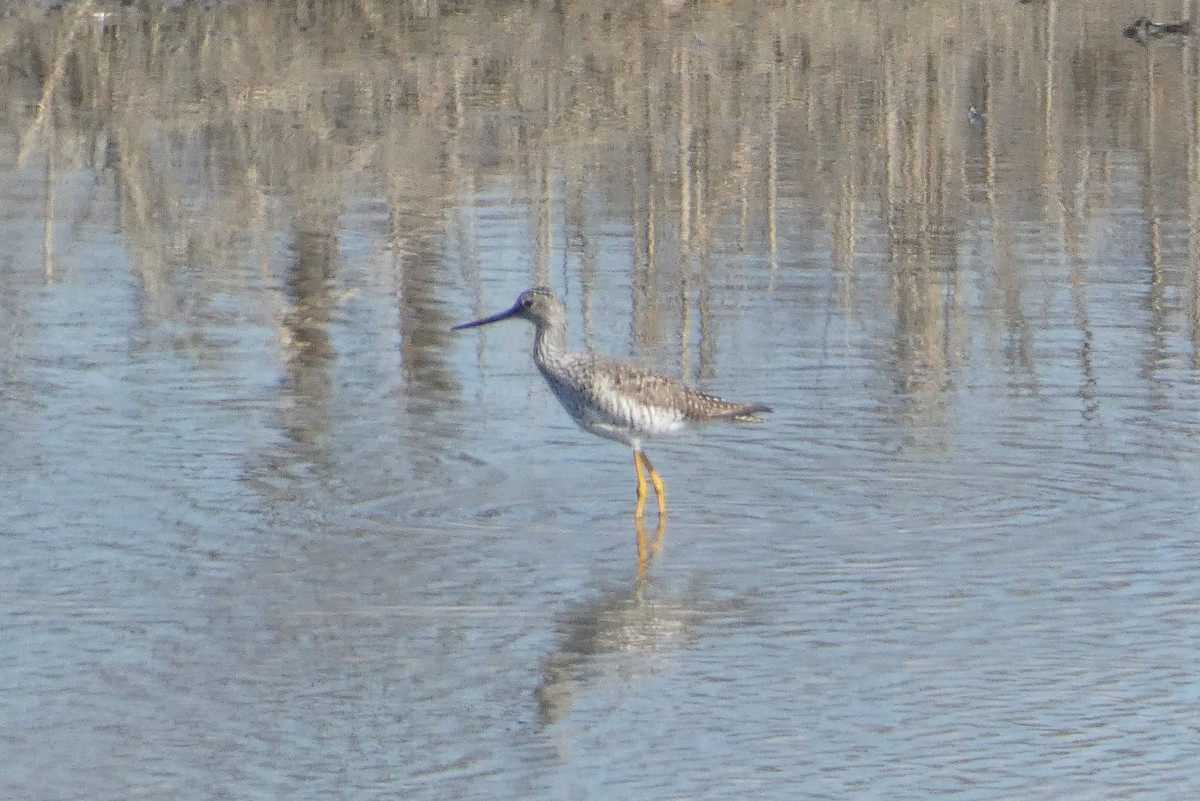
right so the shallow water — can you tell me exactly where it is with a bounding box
[2,2,1200,799]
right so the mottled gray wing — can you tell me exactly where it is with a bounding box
[562,354,769,424]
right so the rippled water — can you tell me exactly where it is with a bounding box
[3,2,1200,799]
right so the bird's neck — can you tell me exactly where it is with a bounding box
[533,322,568,369]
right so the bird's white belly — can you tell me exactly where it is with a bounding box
[549,381,685,445]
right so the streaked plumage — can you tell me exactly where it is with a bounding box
[454,286,771,519]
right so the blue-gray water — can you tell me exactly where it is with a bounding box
[3,3,1200,799]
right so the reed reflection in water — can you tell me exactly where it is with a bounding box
[1,1,1199,799]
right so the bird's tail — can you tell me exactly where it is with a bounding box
[715,402,773,423]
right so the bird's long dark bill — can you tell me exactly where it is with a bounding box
[453,304,521,330]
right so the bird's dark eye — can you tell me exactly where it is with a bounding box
[520,296,533,309]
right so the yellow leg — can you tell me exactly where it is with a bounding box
[633,450,649,520]
[640,451,668,520]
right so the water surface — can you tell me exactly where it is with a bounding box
[2,2,1199,799]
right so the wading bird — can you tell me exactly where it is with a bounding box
[454,287,772,522]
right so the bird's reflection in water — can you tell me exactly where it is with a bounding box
[534,548,703,728]
[635,516,666,579]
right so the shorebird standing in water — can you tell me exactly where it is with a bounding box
[454,287,772,522]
